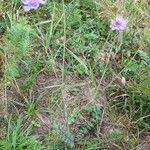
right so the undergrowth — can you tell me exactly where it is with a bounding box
[0,0,150,149]
[0,117,44,150]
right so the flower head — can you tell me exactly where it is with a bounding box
[22,0,46,12]
[110,15,128,31]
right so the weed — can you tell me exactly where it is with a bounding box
[25,102,38,117]
[0,0,150,149]
[0,117,44,150]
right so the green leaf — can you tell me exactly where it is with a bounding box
[67,49,88,74]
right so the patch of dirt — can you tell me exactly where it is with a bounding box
[30,72,122,144]
[0,88,5,117]
[137,133,150,150]
[0,71,125,149]
[0,55,4,79]
[0,84,8,136]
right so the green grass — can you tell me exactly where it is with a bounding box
[0,117,45,150]
[0,0,150,149]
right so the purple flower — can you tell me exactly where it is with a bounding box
[110,16,128,31]
[22,0,46,12]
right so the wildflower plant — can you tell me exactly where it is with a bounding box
[1,0,150,149]
[21,0,46,12]
[110,15,128,31]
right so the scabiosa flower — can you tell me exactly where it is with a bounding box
[110,15,128,31]
[22,0,46,12]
